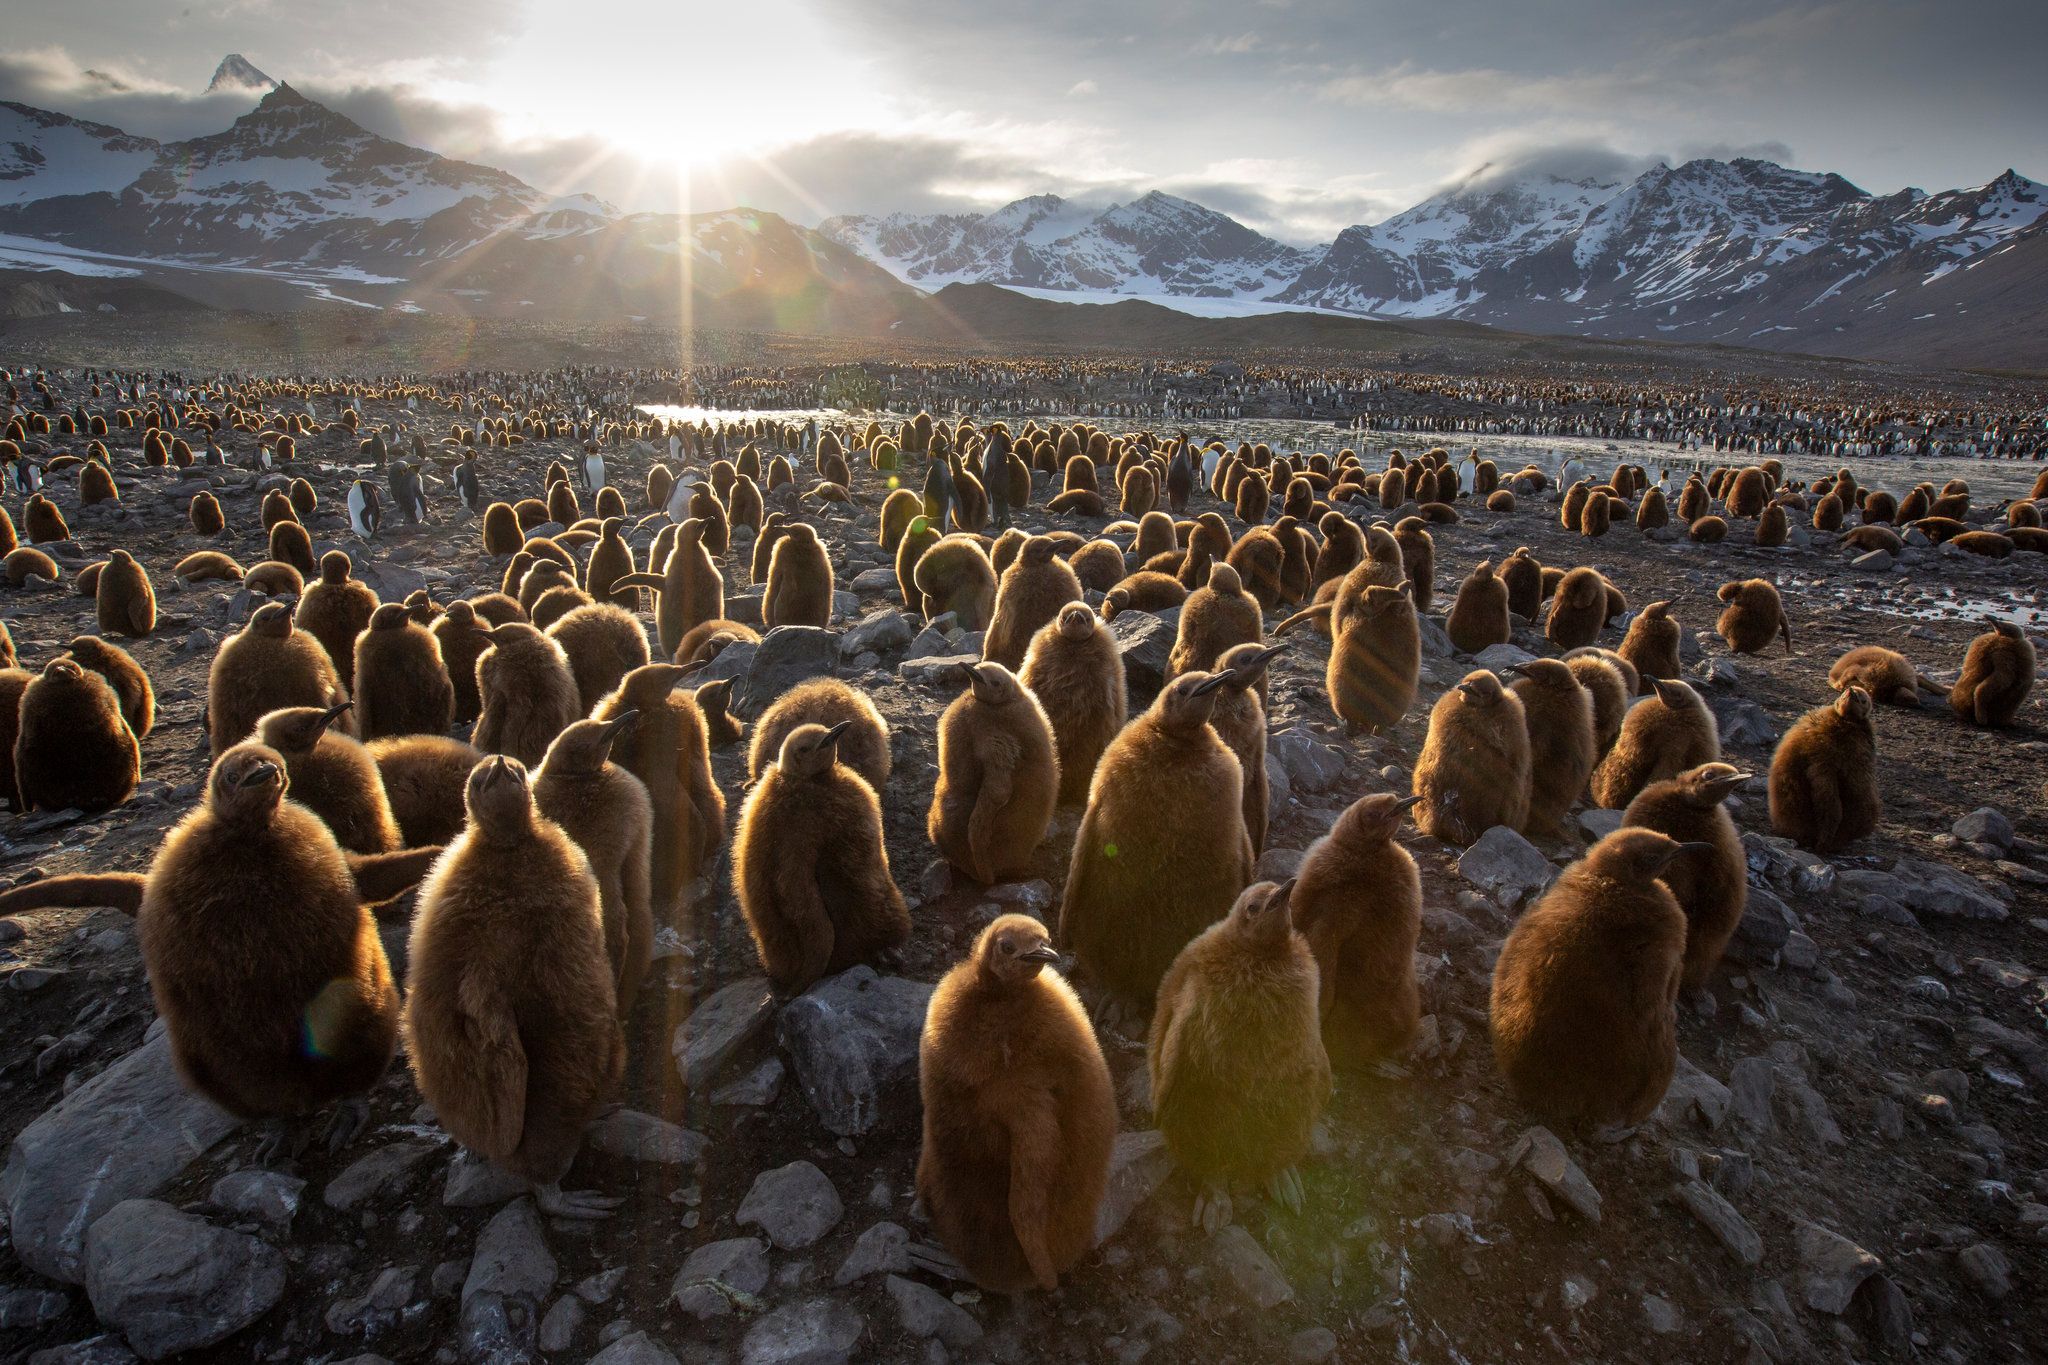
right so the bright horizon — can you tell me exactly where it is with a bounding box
[2,0,2044,244]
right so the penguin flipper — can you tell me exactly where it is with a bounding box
[351,846,445,911]
[455,970,528,1161]
[1003,1093,1066,1291]
[0,872,146,916]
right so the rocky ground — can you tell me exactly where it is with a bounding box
[1,378,2045,1365]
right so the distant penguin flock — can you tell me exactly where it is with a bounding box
[0,359,2039,1349]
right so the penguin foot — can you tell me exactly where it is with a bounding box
[251,1118,304,1166]
[1193,1182,1234,1234]
[535,1182,623,1220]
[1267,1167,1307,1217]
[1589,1122,1640,1145]
[323,1096,372,1154]
[1368,1057,1412,1082]
[873,944,907,974]
[905,1242,972,1281]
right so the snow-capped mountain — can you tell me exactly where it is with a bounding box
[206,54,275,95]
[821,191,1316,298]
[0,103,160,208]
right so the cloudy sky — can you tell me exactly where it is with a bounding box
[4,0,2042,242]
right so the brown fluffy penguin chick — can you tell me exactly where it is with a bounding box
[984,536,1084,670]
[916,915,1116,1292]
[255,703,400,854]
[1101,571,1186,620]
[24,493,67,543]
[1565,652,1630,759]
[592,663,724,907]
[673,618,761,668]
[366,735,483,847]
[207,602,350,757]
[1326,583,1419,734]
[430,600,493,723]
[1208,642,1284,856]
[1622,763,1750,990]
[547,601,652,714]
[694,678,744,749]
[763,521,834,627]
[1019,601,1127,805]
[612,518,723,661]
[1591,678,1721,809]
[1058,671,1251,1018]
[353,602,454,740]
[1446,558,1510,654]
[404,756,624,1217]
[298,551,380,690]
[1829,645,1937,708]
[748,677,892,792]
[1949,622,2035,726]
[1489,828,1690,1132]
[473,623,580,766]
[94,549,155,637]
[1715,578,1792,655]
[734,722,910,993]
[0,666,26,803]
[189,490,226,536]
[1769,687,1879,854]
[1168,563,1262,681]
[1150,879,1330,1230]
[143,745,400,1147]
[535,714,655,1019]
[1617,600,1682,688]
[15,658,139,813]
[914,535,997,630]
[1545,566,1608,650]
[1290,793,1423,1065]
[66,633,153,738]
[1500,546,1543,621]
[929,662,1060,884]
[1414,669,1531,844]
[268,520,314,577]
[1392,515,1434,611]
[1509,659,1597,838]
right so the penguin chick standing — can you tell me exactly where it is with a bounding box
[1290,793,1424,1065]
[1509,659,1597,838]
[255,703,400,854]
[1167,562,1262,682]
[94,548,155,638]
[1768,686,1879,854]
[1715,579,1792,655]
[1446,559,1510,654]
[15,658,139,813]
[983,536,1084,671]
[298,551,380,692]
[917,914,1116,1292]
[1622,763,1750,989]
[1590,679,1721,810]
[1413,669,1530,844]
[207,602,352,757]
[366,735,484,848]
[763,521,834,628]
[535,714,655,1019]
[1019,602,1127,806]
[404,756,623,1217]
[1489,828,1692,1131]
[353,602,454,740]
[592,662,725,909]
[928,662,1060,884]
[1949,621,2035,726]
[473,623,581,767]
[1325,583,1419,734]
[1208,642,1284,856]
[1618,600,1682,688]
[1151,879,1330,1229]
[1059,671,1251,1016]
[65,634,153,739]
[734,722,910,993]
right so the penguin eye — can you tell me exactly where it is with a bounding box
[1000,939,1015,956]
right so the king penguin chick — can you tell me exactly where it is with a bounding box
[1622,763,1750,989]
[1019,601,1127,806]
[65,633,153,739]
[1323,583,1419,734]
[535,713,655,1019]
[763,521,834,628]
[916,915,1116,1292]
[983,536,1084,671]
[1208,642,1285,856]
[1508,659,1597,838]
[1828,646,1939,708]
[1151,879,1331,1230]
[1949,621,2035,726]
[1290,793,1424,1066]
[1590,678,1721,809]
[1715,579,1792,655]
[928,662,1060,884]
[1617,600,1682,688]
[1058,671,1251,1022]
[207,601,351,757]
[747,678,892,793]
[1768,686,1880,854]
[734,722,910,993]
[366,735,484,848]
[298,551,380,691]
[1446,559,1510,654]
[404,756,623,1217]
[15,658,140,813]
[353,602,454,740]
[592,663,726,910]
[1413,669,1530,845]
[94,548,155,638]
[473,623,581,767]
[1167,563,1262,682]
[255,703,401,854]
[1489,828,1693,1132]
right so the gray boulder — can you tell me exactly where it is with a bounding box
[1109,610,1174,701]
[741,1298,865,1365]
[1456,826,1557,905]
[589,1332,680,1365]
[84,1199,286,1360]
[886,1275,982,1348]
[584,1109,705,1166]
[839,608,914,657]
[672,976,776,1092]
[459,1198,556,1364]
[736,1161,844,1249]
[671,1237,770,1319]
[736,627,839,717]
[776,968,934,1136]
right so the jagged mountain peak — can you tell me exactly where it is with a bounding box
[206,54,276,95]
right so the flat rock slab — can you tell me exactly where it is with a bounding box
[737,1161,844,1249]
[1456,825,1558,905]
[1796,1221,1882,1314]
[885,1274,982,1348]
[2,1030,241,1283]
[673,976,777,1092]
[84,1198,286,1360]
[671,1237,770,1319]
[1093,1130,1173,1246]
[741,1297,865,1365]
[585,1109,707,1166]
[776,967,934,1136]
[1509,1126,1602,1223]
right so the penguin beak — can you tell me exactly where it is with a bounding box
[1500,663,1531,678]
[821,720,855,748]
[315,701,353,733]
[239,760,281,789]
[1189,671,1232,697]
[1392,794,1425,814]
[1711,771,1754,797]
[1018,943,1062,965]
[1239,644,1287,675]
[599,710,640,745]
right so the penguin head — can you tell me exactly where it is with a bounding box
[1360,584,1410,617]
[619,661,690,708]
[778,721,852,779]
[1834,685,1874,724]
[976,913,1061,984]
[1227,878,1298,948]
[319,550,353,585]
[1677,762,1751,805]
[1456,669,1511,705]
[1643,599,1675,621]
[693,677,734,719]
[403,590,440,624]
[1218,641,1285,689]
[1205,563,1244,596]
[1157,669,1230,728]
[1470,559,1495,581]
[1055,602,1097,640]
[256,702,353,755]
[443,600,478,629]
[1587,827,1696,881]
[211,742,289,822]
[466,754,535,837]
[542,711,638,777]
[247,601,297,638]
[1334,792,1423,844]
[1510,658,1577,693]
[1648,677,1699,711]
[1020,536,1060,566]
[1366,525,1402,563]
[368,602,410,632]
[958,661,1022,706]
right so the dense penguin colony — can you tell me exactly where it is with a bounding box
[0,359,2042,1364]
